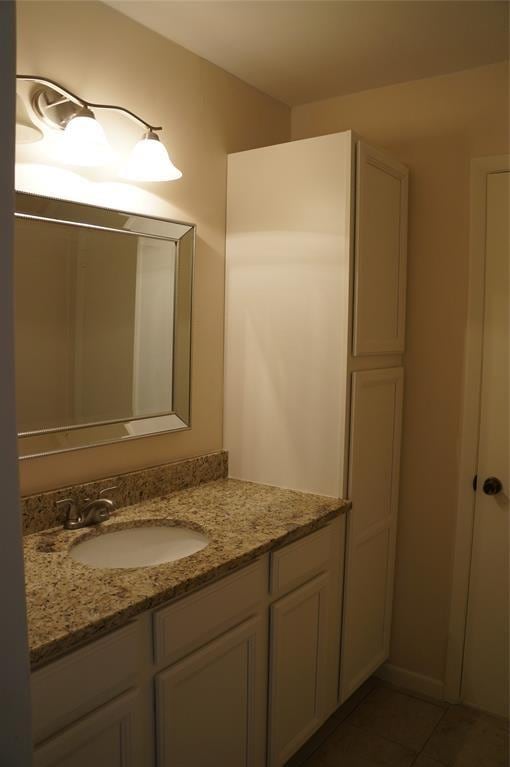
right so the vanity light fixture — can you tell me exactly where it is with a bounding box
[61,106,112,167]
[16,75,182,181]
[123,130,182,182]
[16,93,43,144]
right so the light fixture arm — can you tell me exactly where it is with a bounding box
[16,74,162,132]
[16,74,85,107]
[83,101,162,132]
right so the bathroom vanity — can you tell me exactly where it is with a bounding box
[25,475,348,767]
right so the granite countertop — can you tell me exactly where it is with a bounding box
[24,478,350,669]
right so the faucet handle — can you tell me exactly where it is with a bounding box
[56,498,83,529]
[99,486,118,509]
[99,485,117,496]
[56,497,76,514]
[99,485,117,495]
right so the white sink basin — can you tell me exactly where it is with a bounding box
[70,525,209,569]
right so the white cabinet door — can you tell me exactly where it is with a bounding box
[340,367,404,702]
[34,691,140,767]
[31,621,141,745]
[353,142,408,356]
[268,573,330,767]
[156,615,267,767]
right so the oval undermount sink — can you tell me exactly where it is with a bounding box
[70,525,209,569]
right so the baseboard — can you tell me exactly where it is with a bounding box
[375,663,445,702]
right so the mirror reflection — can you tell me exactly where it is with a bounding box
[14,193,194,457]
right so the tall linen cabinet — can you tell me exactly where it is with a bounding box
[224,131,408,706]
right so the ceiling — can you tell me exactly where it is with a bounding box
[106,1,509,106]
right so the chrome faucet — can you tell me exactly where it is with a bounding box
[57,487,117,530]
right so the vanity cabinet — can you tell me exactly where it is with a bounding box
[31,516,345,767]
[31,622,143,745]
[31,620,152,767]
[153,557,269,767]
[34,691,140,767]
[225,130,408,704]
[268,574,330,765]
[156,615,267,767]
[267,522,345,765]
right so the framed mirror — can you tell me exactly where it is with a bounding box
[14,192,194,458]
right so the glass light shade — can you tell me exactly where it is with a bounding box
[123,132,182,182]
[61,110,112,166]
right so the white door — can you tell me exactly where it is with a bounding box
[461,171,509,718]
[156,616,267,767]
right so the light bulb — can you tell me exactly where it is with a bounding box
[122,131,182,182]
[60,107,112,166]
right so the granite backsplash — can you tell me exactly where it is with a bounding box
[21,450,228,535]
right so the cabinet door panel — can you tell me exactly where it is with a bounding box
[268,574,330,766]
[34,691,139,767]
[153,557,267,667]
[156,616,267,767]
[343,528,391,685]
[340,367,403,702]
[353,142,408,355]
[270,524,331,598]
[32,621,140,744]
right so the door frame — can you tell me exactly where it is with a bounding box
[444,155,510,703]
[0,2,34,763]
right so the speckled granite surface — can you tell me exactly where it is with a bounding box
[25,478,349,669]
[21,451,228,535]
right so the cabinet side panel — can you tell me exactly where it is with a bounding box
[225,133,352,496]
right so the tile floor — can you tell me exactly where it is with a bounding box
[286,678,509,767]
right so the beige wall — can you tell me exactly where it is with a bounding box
[292,62,509,684]
[16,0,290,495]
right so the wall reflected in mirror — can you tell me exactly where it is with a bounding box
[14,193,194,457]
